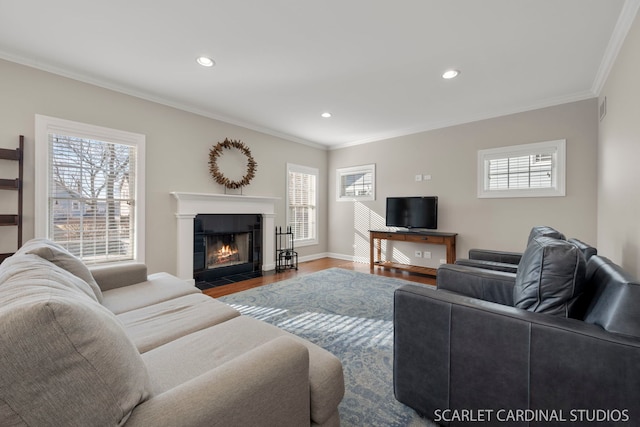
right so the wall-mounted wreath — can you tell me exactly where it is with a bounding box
[208,138,257,189]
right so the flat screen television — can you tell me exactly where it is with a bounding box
[385,196,438,229]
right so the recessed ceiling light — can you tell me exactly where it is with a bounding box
[321,112,332,118]
[442,69,460,79]
[196,56,215,67]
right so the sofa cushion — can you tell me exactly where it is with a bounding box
[18,238,103,302]
[142,315,344,426]
[526,225,565,245]
[513,236,586,317]
[0,265,151,426]
[583,256,640,338]
[117,293,240,352]
[90,262,149,291]
[567,238,597,261]
[0,253,101,304]
[101,272,201,314]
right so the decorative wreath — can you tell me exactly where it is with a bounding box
[208,138,257,189]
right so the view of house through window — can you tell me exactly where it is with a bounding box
[35,115,145,264]
[50,135,136,262]
[287,163,318,245]
[336,164,375,201]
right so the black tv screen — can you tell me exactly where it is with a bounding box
[385,196,438,229]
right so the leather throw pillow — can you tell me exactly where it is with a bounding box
[514,236,586,317]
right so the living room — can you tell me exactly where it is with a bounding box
[1,2,640,426]
[0,3,638,280]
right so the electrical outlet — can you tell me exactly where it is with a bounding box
[414,250,422,258]
[423,251,431,259]
[424,174,432,180]
[414,174,422,182]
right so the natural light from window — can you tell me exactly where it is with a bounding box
[337,164,375,201]
[478,139,565,198]
[35,115,145,264]
[287,163,318,246]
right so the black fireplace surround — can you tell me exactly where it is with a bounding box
[193,214,262,284]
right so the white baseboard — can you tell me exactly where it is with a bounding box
[298,252,330,263]
[263,252,370,271]
[263,252,329,271]
[263,262,276,271]
[326,252,370,264]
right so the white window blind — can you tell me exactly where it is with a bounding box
[49,135,136,263]
[35,115,145,265]
[487,154,553,190]
[287,164,318,245]
[478,140,566,198]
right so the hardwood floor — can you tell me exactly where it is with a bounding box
[202,257,436,298]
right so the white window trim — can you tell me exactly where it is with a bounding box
[336,164,376,202]
[477,139,566,199]
[35,114,146,263]
[286,163,318,247]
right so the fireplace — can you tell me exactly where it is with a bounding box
[170,192,278,283]
[193,214,261,285]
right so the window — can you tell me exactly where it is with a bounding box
[35,115,145,264]
[477,139,566,198]
[287,163,318,246]
[336,164,375,201]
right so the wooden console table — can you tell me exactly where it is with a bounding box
[369,230,457,277]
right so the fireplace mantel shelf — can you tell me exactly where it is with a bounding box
[171,192,280,203]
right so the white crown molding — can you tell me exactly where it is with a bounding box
[0,50,326,151]
[3,0,634,153]
[591,0,640,96]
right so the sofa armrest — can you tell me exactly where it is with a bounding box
[436,263,516,305]
[394,285,640,424]
[455,258,519,274]
[126,336,310,427]
[89,263,148,291]
[468,248,522,264]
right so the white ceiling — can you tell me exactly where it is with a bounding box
[0,1,637,149]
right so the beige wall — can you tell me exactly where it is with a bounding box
[0,59,328,275]
[328,99,599,268]
[0,55,611,276]
[598,10,640,276]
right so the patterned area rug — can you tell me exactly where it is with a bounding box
[219,268,438,427]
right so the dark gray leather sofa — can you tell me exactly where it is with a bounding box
[394,238,640,426]
[455,225,567,273]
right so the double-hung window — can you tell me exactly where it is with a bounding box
[478,139,566,198]
[287,163,318,246]
[35,115,145,264]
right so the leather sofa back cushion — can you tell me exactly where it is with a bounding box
[583,256,640,338]
[526,225,566,245]
[567,238,597,261]
[0,259,151,426]
[514,236,586,317]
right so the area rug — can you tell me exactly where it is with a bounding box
[219,268,438,427]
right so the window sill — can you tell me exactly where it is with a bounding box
[294,238,318,248]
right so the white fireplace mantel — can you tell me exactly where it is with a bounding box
[170,192,279,282]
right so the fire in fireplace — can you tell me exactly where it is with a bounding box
[193,214,262,285]
[206,233,250,269]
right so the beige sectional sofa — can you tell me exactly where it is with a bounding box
[0,239,344,426]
